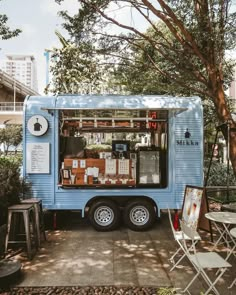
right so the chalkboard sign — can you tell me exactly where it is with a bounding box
[182,185,204,229]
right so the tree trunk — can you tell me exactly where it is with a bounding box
[229,127,236,175]
[210,71,236,174]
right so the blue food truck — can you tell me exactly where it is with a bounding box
[23,95,203,231]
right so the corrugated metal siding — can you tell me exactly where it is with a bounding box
[23,96,55,208]
[174,103,203,205]
[53,188,173,211]
[26,175,54,205]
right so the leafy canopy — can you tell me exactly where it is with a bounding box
[46,29,103,94]
[55,0,236,100]
[0,125,22,155]
[0,0,21,40]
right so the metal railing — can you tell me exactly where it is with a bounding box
[0,102,24,112]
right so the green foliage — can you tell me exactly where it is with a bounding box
[112,22,234,129]
[205,160,236,186]
[0,0,21,40]
[46,38,103,94]
[54,1,236,119]
[157,287,177,295]
[0,156,22,226]
[55,0,236,95]
[0,125,22,155]
[86,144,111,151]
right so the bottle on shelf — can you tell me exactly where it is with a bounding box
[84,169,88,184]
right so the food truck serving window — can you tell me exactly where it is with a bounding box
[58,109,168,188]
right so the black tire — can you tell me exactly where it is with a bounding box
[89,200,121,231]
[123,199,156,231]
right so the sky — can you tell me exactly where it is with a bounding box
[0,0,80,94]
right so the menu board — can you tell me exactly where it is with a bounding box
[105,159,116,175]
[118,159,130,175]
[26,143,50,173]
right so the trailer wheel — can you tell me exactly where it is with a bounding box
[89,200,120,231]
[123,200,156,231]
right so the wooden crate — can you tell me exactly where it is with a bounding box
[75,173,85,185]
[64,158,105,174]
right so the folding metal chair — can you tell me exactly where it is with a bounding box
[167,208,201,271]
[180,220,232,295]
[228,227,236,289]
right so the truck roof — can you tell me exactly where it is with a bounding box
[25,95,201,113]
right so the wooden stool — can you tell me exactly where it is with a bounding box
[21,198,46,247]
[5,204,36,260]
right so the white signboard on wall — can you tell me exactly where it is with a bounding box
[26,143,50,173]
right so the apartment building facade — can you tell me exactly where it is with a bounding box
[0,54,38,92]
[0,70,39,125]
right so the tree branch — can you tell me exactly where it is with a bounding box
[142,0,209,66]
[81,0,209,87]
[92,29,208,86]
[134,43,212,98]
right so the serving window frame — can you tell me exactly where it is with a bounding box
[58,108,169,189]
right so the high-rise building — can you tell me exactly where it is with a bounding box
[229,66,236,103]
[0,54,38,92]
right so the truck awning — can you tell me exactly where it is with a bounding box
[42,106,187,115]
[41,94,196,116]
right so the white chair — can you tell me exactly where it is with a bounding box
[180,220,232,295]
[228,227,236,289]
[167,208,201,271]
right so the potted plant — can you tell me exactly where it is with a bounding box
[85,144,112,158]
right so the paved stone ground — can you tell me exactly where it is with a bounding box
[1,209,236,295]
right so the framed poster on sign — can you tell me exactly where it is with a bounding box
[62,169,71,179]
[182,185,204,230]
